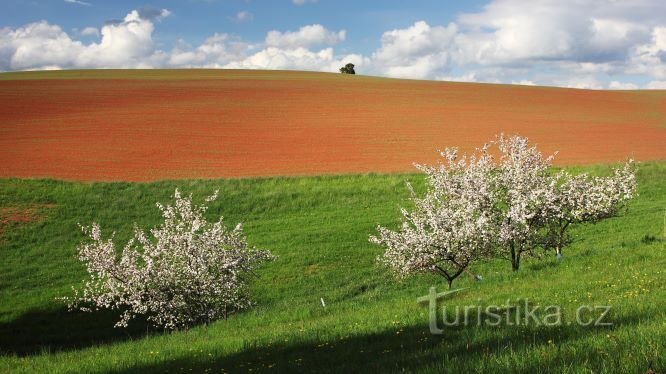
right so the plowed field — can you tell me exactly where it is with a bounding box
[1,69,664,181]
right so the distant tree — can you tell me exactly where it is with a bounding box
[340,63,356,74]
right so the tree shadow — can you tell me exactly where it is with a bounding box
[116,311,657,373]
[0,307,157,356]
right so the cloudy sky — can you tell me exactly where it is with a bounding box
[2,0,666,89]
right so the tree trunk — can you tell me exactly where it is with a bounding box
[510,243,520,271]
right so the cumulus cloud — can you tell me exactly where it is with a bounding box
[265,24,345,49]
[608,81,639,90]
[3,1,666,89]
[449,0,666,87]
[0,14,356,73]
[645,80,666,89]
[225,47,368,73]
[76,10,167,68]
[364,0,666,88]
[223,24,363,72]
[0,9,169,70]
[371,21,457,79]
[168,34,251,67]
[0,22,83,70]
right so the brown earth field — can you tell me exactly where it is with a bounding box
[0,69,664,182]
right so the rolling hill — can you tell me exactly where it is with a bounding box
[0,69,664,181]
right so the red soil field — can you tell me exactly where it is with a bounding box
[0,69,664,182]
[0,204,54,236]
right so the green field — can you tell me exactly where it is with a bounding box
[0,162,664,373]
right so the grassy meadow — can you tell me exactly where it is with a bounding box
[0,162,664,373]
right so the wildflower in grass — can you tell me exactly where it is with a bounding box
[64,189,275,329]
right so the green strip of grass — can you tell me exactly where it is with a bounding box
[0,69,389,82]
[0,162,664,373]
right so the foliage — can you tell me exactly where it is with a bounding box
[493,134,560,270]
[64,189,275,330]
[339,63,356,74]
[547,160,637,257]
[370,146,496,288]
[371,134,637,282]
[0,165,663,372]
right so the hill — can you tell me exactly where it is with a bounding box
[0,69,664,181]
[0,162,664,372]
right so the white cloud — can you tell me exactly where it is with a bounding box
[627,27,666,79]
[76,10,166,68]
[233,11,253,23]
[0,22,84,70]
[266,24,345,49]
[363,0,666,87]
[645,80,666,89]
[455,0,658,66]
[608,81,639,89]
[0,9,169,70]
[371,21,457,79]
[3,1,666,89]
[64,0,91,6]
[225,47,368,73]
[168,34,251,67]
[512,80,536,86]
[554,76,604,90]
[80,26,99,37]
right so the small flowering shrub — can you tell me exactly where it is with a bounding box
[65,189,275,330]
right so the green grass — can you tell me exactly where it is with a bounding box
[0,162,664,373]
[0,69,391,82]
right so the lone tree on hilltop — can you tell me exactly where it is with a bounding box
[340,63,356,74]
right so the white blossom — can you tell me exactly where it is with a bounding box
[371,134,637,280]
[370,144,497,288]
[64,189,275,330]
[548,159,637,256]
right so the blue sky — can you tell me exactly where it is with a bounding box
[2,0,666,89]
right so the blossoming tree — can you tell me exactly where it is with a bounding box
[370,146,497,289]
[65,189,275,330]
[547,160,637,258]
[371,134,637,281]
[493,135,560,271]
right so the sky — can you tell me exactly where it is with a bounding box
[1,0,666,89]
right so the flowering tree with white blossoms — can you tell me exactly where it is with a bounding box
[65,189,275,330]
[547,160,637,258]
[372,134,637,279]
[370,146,497,289]
[493,135,560,271]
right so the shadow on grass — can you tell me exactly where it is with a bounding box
[116,312,658,373]
[0,307,157,356]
